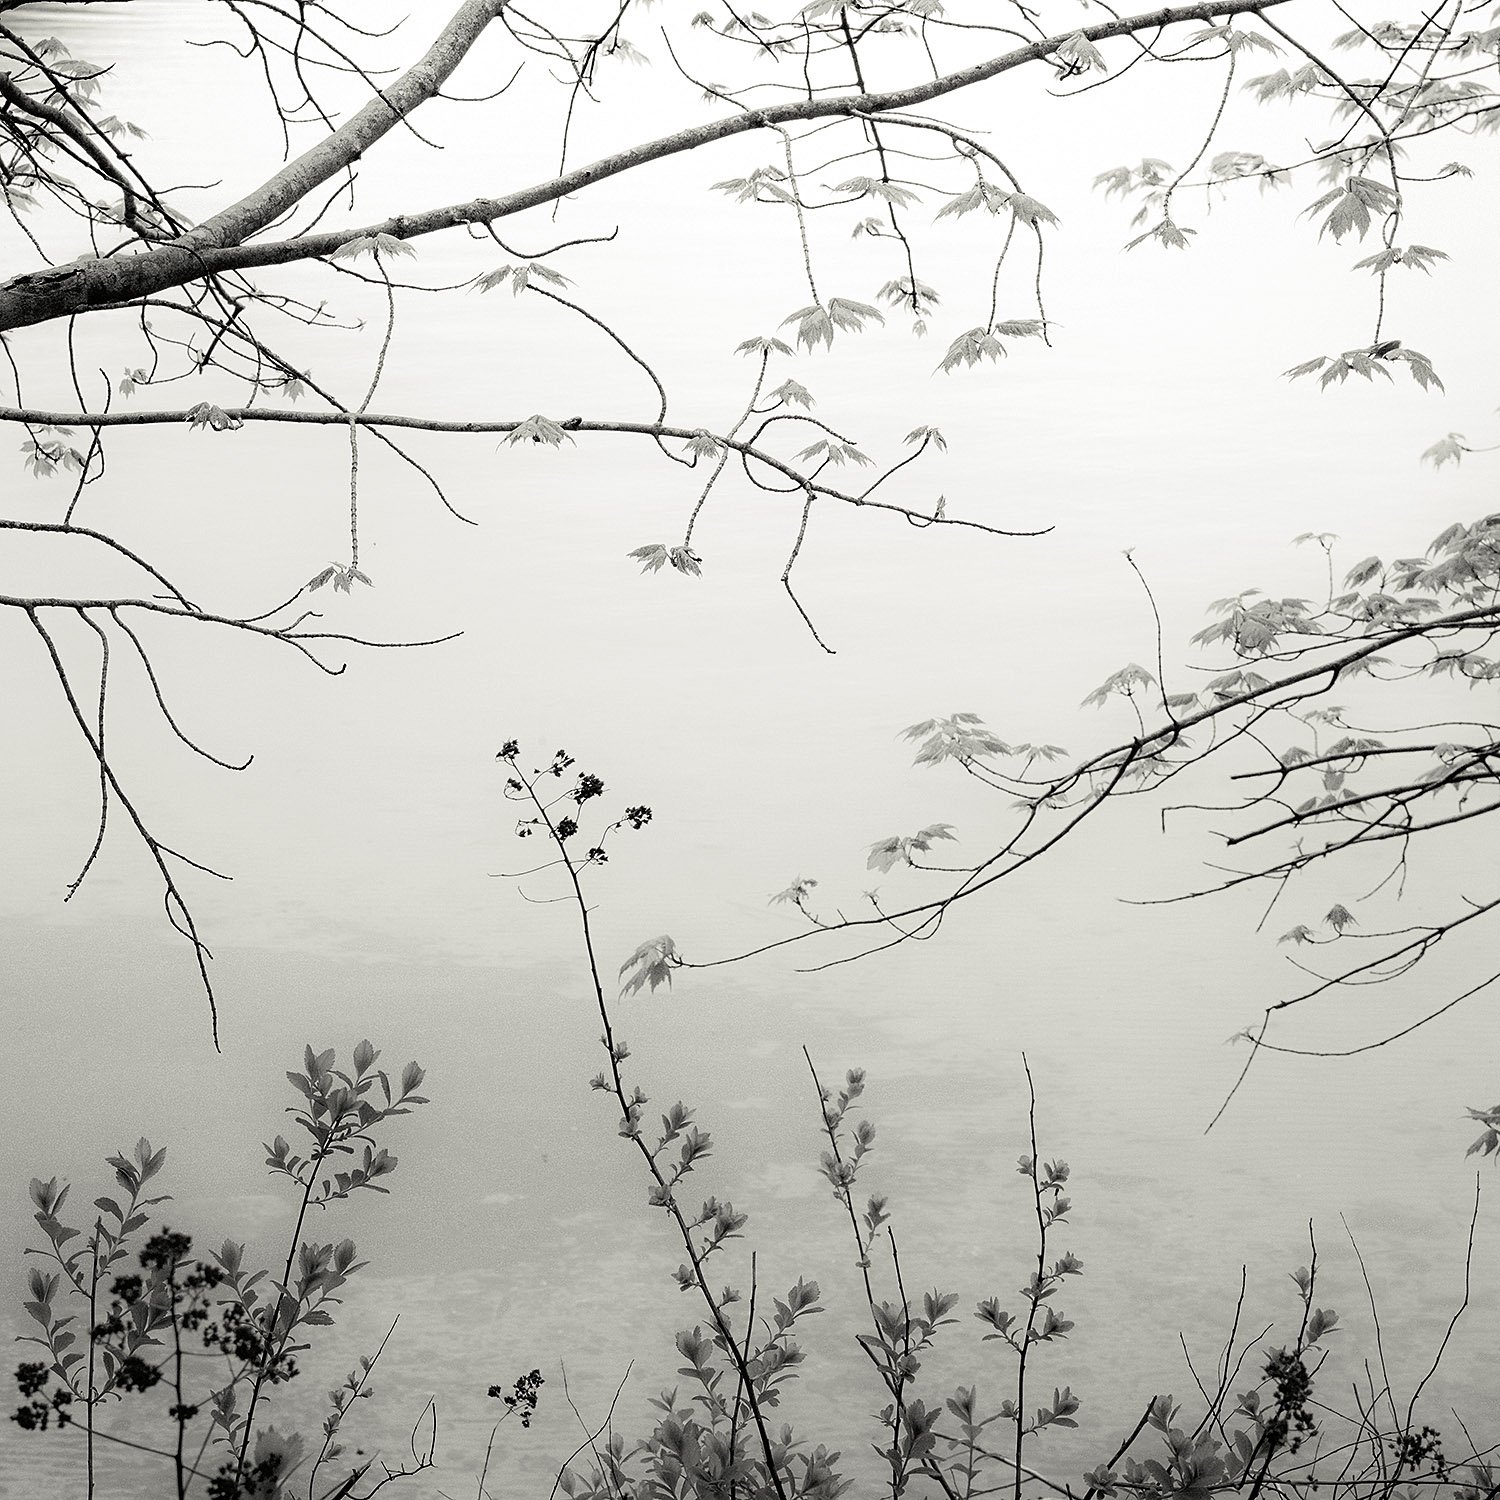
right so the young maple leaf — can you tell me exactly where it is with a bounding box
[780,297,884,352]
[1303,174,1394,242]
[735,335,795,358]
[1354,244,1448,275]
[938,327,1006,373]
[796,438,872,467]
[1055,30,1107,72]
[1006,192,1059,228]
[619,935,680,997]
[868,822,958,871]
[877,277,940,312]
[308,562,372,593]
[1081,663,1156,707]
[1125,219,1197,251]
[504,414,573,447]
[767,378,815,409]
[1421,433,1467,467]
[902,713,1010,765]
[331,232,415,260]
[935,181,1009,218]
[770,875,818,907]
[186,402,243,432]
[628,544,669,574]
[1385,345,1444,391]
[832,176,920,208]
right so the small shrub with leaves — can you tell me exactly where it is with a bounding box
[14,1041,434,1500]
[499,742,1496,1500]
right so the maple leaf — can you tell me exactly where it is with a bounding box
[770,875,818,906]
[935,181,1010,219]
[711,165,792,204]
[1303,175,1394,242]
[309,563,373,593]
[831,176,920,208]
[186,402,243,432]
[877,277,940,311]
[1006,193,1059,227]
[628,544,670,574]
[779,303,835,352]
[331,232,415,260]
[796,438,872,467]
[474,261,571,296]
[1244,63,1328,100]
[619,935,680,997]
[865,823,956,873]
[1421,433,1467,467]
[504,414,572,446]
[735,335,794,358]
[1203,26,1279,53]
[902,713,1011,765]
[1354,244,1448,274]
[1125,219,1197,250]
[1386,345,1444,391]
[767,378,815,408]
[1081,663,1156,708]
[1055,30,1107,72]
[938,327,1006,373]
[865,836,907,874]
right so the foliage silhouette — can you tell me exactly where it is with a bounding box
[1,0,1497,1027]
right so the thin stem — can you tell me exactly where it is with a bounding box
[506,752,790,1500]
[232,1124,341,1490]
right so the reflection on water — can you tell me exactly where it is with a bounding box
[3,923,1495,1497]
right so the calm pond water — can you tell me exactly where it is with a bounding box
[2,4,1497,1497]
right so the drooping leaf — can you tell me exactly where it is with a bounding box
[831,176,920,208]
[1125,218,1197,251]
[186,402,243,432]
[1421,433,1467,467]
[1081,663,1156,708]
[935,181,1010,219]
[331,232,415,260]
[767,378,815,408]
[735,335,795,358]
[619,935,680,996]
[1302,174,1395,242]
[504,414,573,447]
[1055,30,1107,72]
[937,327,1005,373]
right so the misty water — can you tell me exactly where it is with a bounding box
[2,4,1497,1498]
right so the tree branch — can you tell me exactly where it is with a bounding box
[0,0,1290,331]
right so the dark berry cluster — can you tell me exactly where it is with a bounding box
[1391,1424,1447,1480]
[1263,1349,1317,1454]
[489,1367,545,1428]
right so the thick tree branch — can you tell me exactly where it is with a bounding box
[186,0,505,250]
[0,0,1289,331]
